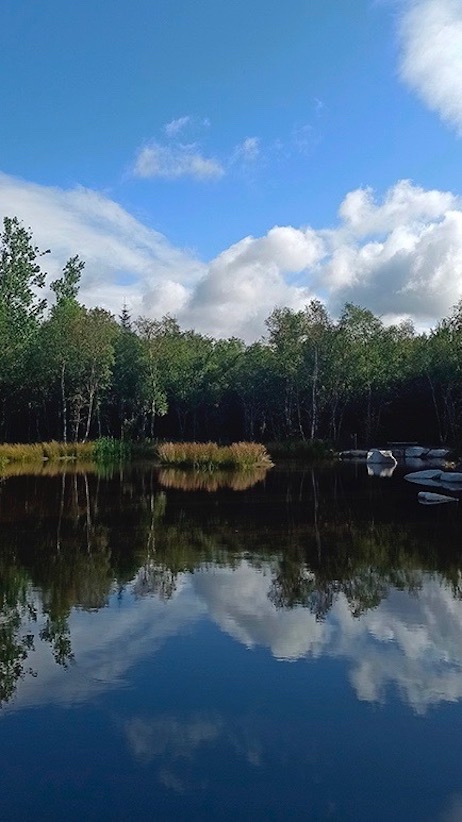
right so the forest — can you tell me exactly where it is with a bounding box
[1,215,462,447]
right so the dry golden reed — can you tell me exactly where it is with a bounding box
[156,441,273,469]
[0,440,95,464]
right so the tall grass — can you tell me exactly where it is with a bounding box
[156,441,273,470]
[0,438,130,466]
[92,437,131,462]
[0,441,92,463]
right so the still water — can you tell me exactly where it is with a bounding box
[1,461,462,820]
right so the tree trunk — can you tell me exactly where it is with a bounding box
[426,373,443,443]
[150,399,155,439]
[310,346,319,440]
[83,389,95,443]
[61,361,67,444]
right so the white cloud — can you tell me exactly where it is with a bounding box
[185,226,323,339]
[0,171,204,320]
[1,172,462,340]
[133,142,225,181]
[399,0,462,133]
[338,179,457,236]
[164,116,191,137]
[291,123,317,155]
[321,182,462,320]
[314,97,324,115]
[231,136,260,163]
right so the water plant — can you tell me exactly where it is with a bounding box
[92,437,131,462]
[0,439,129,466]
[156,441,273,470]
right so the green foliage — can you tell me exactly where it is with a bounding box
[0,216,47,324]
[2,215,462,448]
[50,254,84,304]
[92,437,131,462]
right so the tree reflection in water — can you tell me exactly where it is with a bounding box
[0,463,461,704]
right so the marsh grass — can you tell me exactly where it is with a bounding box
[0,438,128,466]
[156,441,273,470]
[0,441,96,462]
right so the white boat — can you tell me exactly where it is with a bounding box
[366,449,397,465]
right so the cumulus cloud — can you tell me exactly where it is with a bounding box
[398,0,462,133]
[322,181,462,319]
[338,179,457,235]
[133,142,225,180]
[1,172,462,339]
[185,226,323,339]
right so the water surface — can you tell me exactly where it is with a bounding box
[1,462,461,820]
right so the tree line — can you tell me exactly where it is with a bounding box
[2,215,462,446]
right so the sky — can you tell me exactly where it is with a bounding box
[0,0,461,340]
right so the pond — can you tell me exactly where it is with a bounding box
[0,461,461,820]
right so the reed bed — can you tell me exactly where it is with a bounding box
[158,466,269,492]
[156,441,273,470]
[0,437,129,467]
[0,441,93,463]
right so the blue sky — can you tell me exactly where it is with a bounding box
[1,0,461,339]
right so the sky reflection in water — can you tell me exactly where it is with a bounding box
[1,464,462,820]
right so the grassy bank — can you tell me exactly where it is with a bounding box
[0,438,131,468]
[156,441,273,470]
[0,438,334,473]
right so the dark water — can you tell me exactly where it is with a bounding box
[1,461,462,821]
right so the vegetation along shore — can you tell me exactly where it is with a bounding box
[2,216,462,450]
